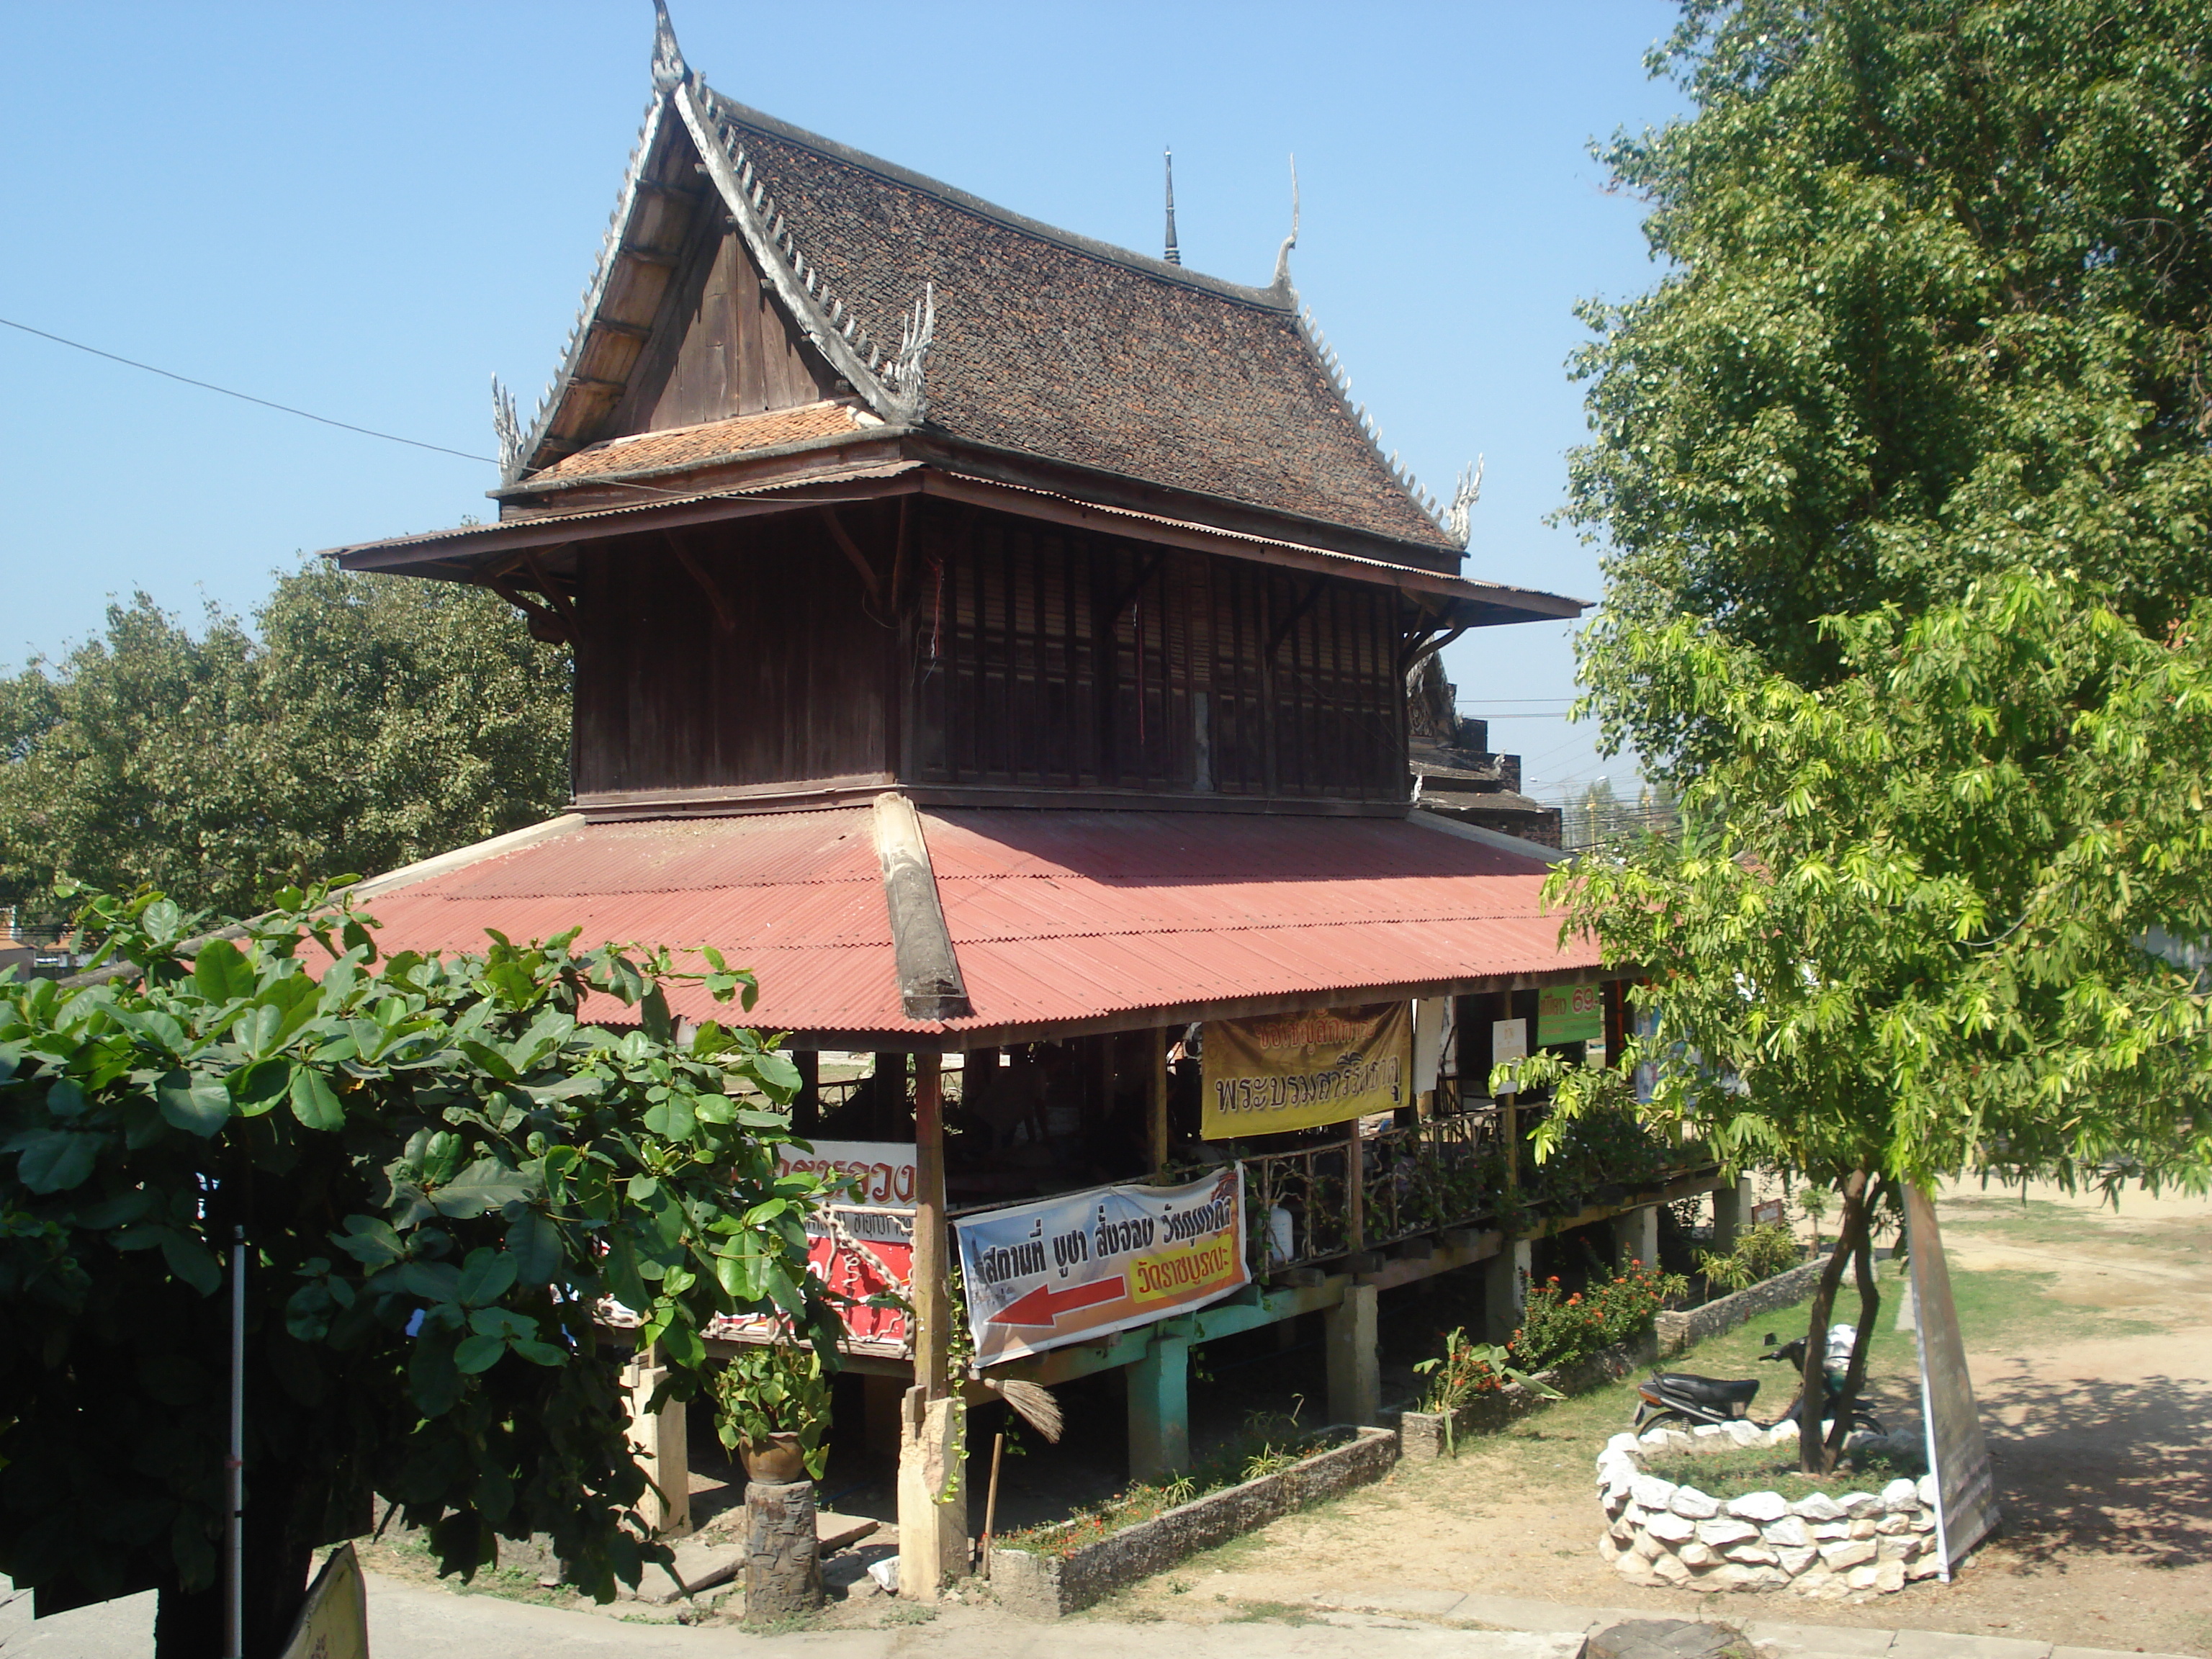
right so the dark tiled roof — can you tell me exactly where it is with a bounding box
[696,91,1457,551]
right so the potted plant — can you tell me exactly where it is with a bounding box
[712,1342,831,1483]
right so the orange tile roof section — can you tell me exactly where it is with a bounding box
[531,401,866,482]
[350,807,1602,1042]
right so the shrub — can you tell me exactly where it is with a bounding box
[1509,1262,1686,1374]
[1696,1220,1802,1294]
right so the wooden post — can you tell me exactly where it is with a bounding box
[1345,1125,1365,1253]
[912,1053,948,1400]
[898,1051,967,1596]
[1146,1028,1169,1178]
[793,1050,821,1136]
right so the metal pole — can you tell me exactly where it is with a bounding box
[225,1226,245,1659]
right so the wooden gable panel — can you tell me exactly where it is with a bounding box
[620,228,842,434]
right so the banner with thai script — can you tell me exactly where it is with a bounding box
[779,1139,918,1208]
[954,1166,1248,1367]
[1537,984,1603,1045]
[1200,1002,1412,1139]
[708,1140,914,1355]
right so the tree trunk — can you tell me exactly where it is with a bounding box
[1798,1168,1869,1474]
[152,1467,318,1659]
[1822,1177,1887,1467]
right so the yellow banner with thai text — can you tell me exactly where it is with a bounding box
[1200,1002,1412,1140]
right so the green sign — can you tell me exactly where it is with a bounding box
[1537,985,1602,1045]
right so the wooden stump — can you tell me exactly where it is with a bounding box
[743,1479,821,1619]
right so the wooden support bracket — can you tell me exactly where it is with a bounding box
[818,506,884,608]
[665,531,736,634]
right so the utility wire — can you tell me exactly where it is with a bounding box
[0,315,496,466]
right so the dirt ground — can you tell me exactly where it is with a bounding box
[1107,1181,2212,1656]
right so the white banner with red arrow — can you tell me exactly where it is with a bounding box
[954,1166,1249,1367]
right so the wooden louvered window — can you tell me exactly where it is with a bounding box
[908,512,1406,802]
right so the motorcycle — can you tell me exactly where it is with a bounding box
[1630,1325,1885,1437]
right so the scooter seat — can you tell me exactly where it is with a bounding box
[1653,1372,1761,1409]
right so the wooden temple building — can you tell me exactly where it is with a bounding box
[325,6,1722,1597]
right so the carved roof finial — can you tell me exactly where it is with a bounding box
[1272,154,1300,289]
[651,0,688,91]
[491,374,524,480]
[1447,457,1485,547]
[1163,148,1182,266]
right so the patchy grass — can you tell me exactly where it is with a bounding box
[1944,1265,2161,1348]
[1226,1599,1323,1625]
[1640,1439,1924,1501]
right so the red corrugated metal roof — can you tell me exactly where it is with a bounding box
[350,807,1600,1040]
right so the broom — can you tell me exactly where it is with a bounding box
[977,1377,1062,1443]
[975,1377,1059,1579]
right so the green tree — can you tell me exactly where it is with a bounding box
[0,567,568,925]
[1,885,830,1656]
[1570,0,2212,767]
[1549,0,2212,1469]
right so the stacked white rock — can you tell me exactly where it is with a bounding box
[1596,1431,1944,1599]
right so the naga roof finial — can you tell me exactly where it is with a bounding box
[1272,155,1300,289]
[1163,148,1182,266]
[651,0,688,91]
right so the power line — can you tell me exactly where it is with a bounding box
[0,315,495,466]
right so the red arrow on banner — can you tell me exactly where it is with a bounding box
[987,1274,1127,1328]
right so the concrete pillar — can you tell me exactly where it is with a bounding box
[622,1348,691,1538]
[1128,1326,1192,1483]
[1323,1283,1380,1426]
[1482,1239,1532,1346]
[896,1387,968,1599]
[1712,1177,1754,1251]
[743,1479,822,1619]
[1615,1203,1660,1272]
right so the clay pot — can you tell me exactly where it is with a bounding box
[740,1433,808,1484]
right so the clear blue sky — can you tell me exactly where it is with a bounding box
[0,1,1682,800]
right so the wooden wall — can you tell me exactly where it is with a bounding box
[904,509,1407,801]
[614,226,842,434]
[568,503,1410,805]
[572,513,894,799]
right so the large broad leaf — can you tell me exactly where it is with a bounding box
[230,1057,293,1118]
[12,1129,101,1193]
[156,1070,231,1138]
[289,1067,346,1132]
[192,937,258,1004]
[751,1051,802,1097]
[161,1230,224,1296]
[641,1096,694,1141]
[409,1332,465,1417]
[505,1211,562,1285]
[453,1249,518,1308]
[452,1333,507,1375]
[431,1158,536,1218]
[333,1215,405,1269]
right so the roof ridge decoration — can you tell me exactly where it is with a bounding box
[505,84,672,484]
[678,81,928,424]
[503,4,923,483]
[1290,302,1474,545]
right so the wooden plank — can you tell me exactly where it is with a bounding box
[912,1053,950,1398]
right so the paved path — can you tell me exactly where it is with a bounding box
[2,1573,2194,1659]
